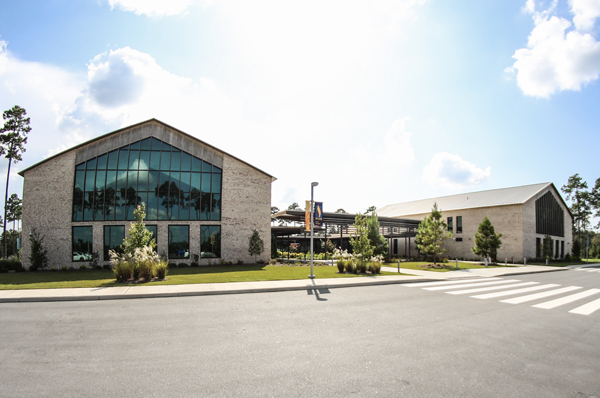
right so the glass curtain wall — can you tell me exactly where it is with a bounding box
[73,137,222,222]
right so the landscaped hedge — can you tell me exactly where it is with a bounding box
[0,258,24,273]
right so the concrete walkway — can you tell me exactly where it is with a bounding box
[0,264,591,303]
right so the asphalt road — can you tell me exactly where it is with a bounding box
[1,269,599,397]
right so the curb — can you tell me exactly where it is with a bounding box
[0,276,438,303]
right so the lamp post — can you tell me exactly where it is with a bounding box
[309,182,318,279]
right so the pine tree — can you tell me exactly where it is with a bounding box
[472,217,503,261]
[248,229,265,263]
[415,203,451,265]
[1,106,30,258]
[366,212,388,256]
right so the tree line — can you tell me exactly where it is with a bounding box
[561,174,600,259]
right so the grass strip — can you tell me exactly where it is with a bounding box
[0,265,398,290]
[383,261,520,272]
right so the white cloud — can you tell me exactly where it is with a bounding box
[507,0,600,97]
[106,0,202,17]
[570,0,600,31]
[422,152,491,189]
[383,118,415,167]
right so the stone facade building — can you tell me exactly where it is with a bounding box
[19,119,274,269]
[377,183,573,262]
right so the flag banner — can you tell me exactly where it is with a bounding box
[305,200,311,231]
[314,202,323,227]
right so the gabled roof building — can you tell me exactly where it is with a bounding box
[377,183,573,262]
[19,119,274,269]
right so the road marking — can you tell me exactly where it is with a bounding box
[533,289,600,309]
[424,279,520,291]
[471,284,560,299]
[569,297,600,315]
[407,278,502,288]
[500,286,582,304]
[446,282,539,295]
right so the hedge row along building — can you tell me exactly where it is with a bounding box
[377,183,573,262]
[19,119,275,269]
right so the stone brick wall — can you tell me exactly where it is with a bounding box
[221,155,272,264]
[21,151,76,269]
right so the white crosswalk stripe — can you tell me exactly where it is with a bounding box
[424,279,521,291]
[500,286,582,304]
[408,277,600,315]
[533,288,600,309]
[407,278,502,288]
[472,284,561,299]
[569,297,600,315]
[446,282,539,295]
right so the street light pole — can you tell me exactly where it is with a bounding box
[309,182,318,279]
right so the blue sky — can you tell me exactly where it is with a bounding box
[1,0,599,218]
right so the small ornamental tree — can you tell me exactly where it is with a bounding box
[472,217,503,262]
[366,212,388,256]
[415,203,451,265]
[542,234,553,260]
[121,202,155,255]
[29,228,48,271]
[350,213,374,266]
[248,229,265,263]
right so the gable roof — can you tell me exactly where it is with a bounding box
[377,183,571,217]
[18,118,276,180]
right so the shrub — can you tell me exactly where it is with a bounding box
[0,258,22,273]
[336,260,345,273]
[345,262,356,274]
[112,260,134,282]
[88,251,100,269]
[193,254,199,263]
[190,261,199,267]
[357,262,367,274]
[178,262,188,268]
[29,228,49,271]
[102,264,111,270]
[369,263,381,274]
[237,259,243,265]
[61,266,68,271]
[79,264,87,270]
[155,260,169,279]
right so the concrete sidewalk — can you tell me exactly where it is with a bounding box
[0,264,582,303]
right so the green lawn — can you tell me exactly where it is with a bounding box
[383,261,519,272]
[0,265,398,290]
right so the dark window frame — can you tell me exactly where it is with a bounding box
[456,216,463,234]
[168,225,190,260]
[72,226,93,262]
[103,225,125,261]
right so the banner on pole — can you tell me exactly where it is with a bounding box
[314,202,323,227]
[305,200,311,231]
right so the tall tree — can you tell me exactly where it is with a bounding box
[591,178,600,230]
[6,193,22,232]
[472,217,503,262]
[561,174,592,257]
[1,106,30,258]
[366,212,388,256]
[415,203,451,265]
[364,205,376,215]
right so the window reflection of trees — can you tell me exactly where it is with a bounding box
[72,136,222,222]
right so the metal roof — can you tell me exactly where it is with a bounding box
[377,183,568,217]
